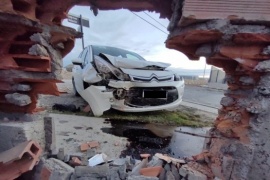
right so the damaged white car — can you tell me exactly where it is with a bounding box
[72,45,184,116]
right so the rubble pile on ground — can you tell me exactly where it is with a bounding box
[166,0,270,179]
[37,148,208,180]
[0,139,209,180]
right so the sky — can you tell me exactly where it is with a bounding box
[62,6,211,75]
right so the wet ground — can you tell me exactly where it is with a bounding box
[102,119,210,159]
[52,114,211,159]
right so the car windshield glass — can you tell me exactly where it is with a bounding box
[92,45,145,61]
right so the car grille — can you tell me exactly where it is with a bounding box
[130,75,174,82]
[125,87,178,107]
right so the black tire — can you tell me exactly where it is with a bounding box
[72,77,80,97]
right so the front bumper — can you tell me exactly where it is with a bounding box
[109,80,184,112]
[81,80,184,116]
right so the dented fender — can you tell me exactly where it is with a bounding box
[80,86,113,116]
[82,63,102,83]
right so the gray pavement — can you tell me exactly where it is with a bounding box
[182,85,224,109]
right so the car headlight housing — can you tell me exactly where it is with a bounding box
[174,74,183,81]
[94,56,130,81]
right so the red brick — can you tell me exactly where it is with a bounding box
[70,157,82,166]
[41,166,52,180]
[80,143,89,152]
[0,140,42,180]
[140,166,163,177]
[88,141,99,148]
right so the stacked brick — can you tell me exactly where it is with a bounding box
[0,0,171,114]
[166,0,270,179]
[0,0,78,113]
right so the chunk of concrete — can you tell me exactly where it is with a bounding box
[29,44,49,57]
[147,156,163,167]
[113,158,126,166]
[171,164,180,180]
[5,93,31,106]
[45,158,74,180]
[74,164,109,179]
[166,171,175,180]
[179,165,207,180]
[57,148,65,161]
[44,117,56,153]
[130,158,148,176]
[109,164,127,180]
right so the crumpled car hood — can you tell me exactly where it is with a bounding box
[100,53,171,69]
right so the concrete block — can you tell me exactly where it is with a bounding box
[57,148,65,161]
[44,116,56,153]
[147,156,163,167]
[74,164,109,179]
[45,158,74,180]
[179,165,207,180]
[130,158,148,176]
[166,171,175,180]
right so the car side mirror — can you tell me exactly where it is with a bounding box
[72,58,83,66]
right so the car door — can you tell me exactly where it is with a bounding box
[73,47,89,94]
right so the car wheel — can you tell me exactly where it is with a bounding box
[72,77,80,97]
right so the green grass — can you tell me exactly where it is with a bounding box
[101,109,212,127]
[50,108,212,127]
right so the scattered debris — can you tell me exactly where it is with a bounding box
[57,148,65,161]
[154,153,185,164]
[44,158,74,180]
[179,164,207,180]
[70,157,82,166]
[80,141,99,152]
[88,153,108,167]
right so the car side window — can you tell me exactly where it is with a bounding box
[80,48,88,67]
[126,53,140,60]
[83,50,89,66]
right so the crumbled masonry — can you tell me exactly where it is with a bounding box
[1,0,270,179]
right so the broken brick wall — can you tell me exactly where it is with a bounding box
[167,0,270,179]
[1,0,270,179]
[0,0,172,113]
[0,0,77,113]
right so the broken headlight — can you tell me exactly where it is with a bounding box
[174,74,183,81]
[94,56,129,80]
